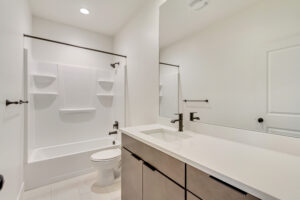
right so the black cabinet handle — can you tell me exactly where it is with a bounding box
[131,153,142,161]
[0,174,4,191]
[144,162,156,171]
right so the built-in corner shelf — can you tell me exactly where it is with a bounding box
[30,92,58,97]
[32,74,56,83]
[59,107,96,114]
[97,80,114,84]
[96,93,114,98]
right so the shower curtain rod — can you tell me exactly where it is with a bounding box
[23,34,127,58]
[159,62,180,68]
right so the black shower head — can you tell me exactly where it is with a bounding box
[110,62,120,68]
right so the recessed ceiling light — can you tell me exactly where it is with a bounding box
[80,8,90,15]
[189,0,209,11]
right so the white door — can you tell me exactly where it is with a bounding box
[0,0,29,199]
[265,37,300,138]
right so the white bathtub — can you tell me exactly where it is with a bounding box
[25,137,120,190]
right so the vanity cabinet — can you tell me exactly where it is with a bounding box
[121,148,143,200]
[143,163,185,200]
[186,165,260,200]
[122,133,185,186]
[121,134,261,200]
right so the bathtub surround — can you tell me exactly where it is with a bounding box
[26,20,122,140]
[24,55,125,189]
[24,19,126,190]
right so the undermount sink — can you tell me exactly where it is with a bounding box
[141,128,191,142]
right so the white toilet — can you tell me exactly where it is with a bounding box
[90,148,121,187]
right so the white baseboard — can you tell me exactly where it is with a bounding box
[17,182,24,200]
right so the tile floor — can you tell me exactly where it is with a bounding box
[24,172,121,200]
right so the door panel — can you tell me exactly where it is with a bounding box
[143,163,185,200]
[121,148,143,200]
[266,40,300,137]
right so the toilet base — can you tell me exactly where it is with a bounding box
[95,168,115,187]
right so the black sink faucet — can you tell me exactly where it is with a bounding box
[171,113,183,132]
[190,112,200,121]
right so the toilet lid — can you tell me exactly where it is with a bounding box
[91,148,121,161]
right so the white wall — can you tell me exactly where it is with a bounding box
[25,18,125,149]
[0,0,31,199]
[113,0,163,126]
[160,0,300,133]
[32,17,113,52]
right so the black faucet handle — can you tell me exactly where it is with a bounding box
[113,121,119,129]
[190,112,200,121]
[109,130,118,135]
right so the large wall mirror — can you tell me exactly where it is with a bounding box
[159,0,300,137]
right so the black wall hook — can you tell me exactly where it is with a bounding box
[6,100,19,106]
[6,99,29,106]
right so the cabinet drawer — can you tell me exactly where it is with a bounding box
[121,148,143,200]
[187,165,260,200]
[122,133,185,186]
[143,163,185,200]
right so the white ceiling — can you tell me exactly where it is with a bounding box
[160,0,261,48]
[29,0,148,36]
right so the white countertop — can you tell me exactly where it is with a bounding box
[120,124,300,200]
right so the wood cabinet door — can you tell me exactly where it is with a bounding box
[187,165,261,200]
[187,192,202,200]
[122,133,185,186]
[121,148,143,200]
[143,163,185,200]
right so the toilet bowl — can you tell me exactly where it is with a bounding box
[90,148,121,187]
